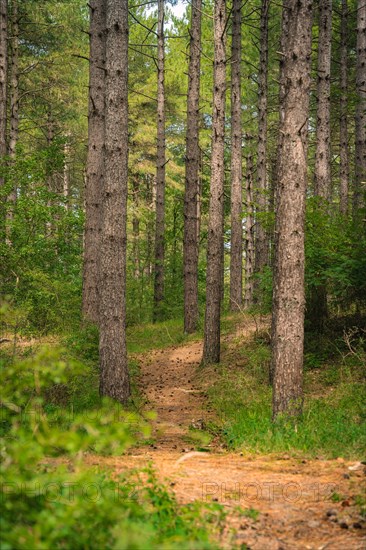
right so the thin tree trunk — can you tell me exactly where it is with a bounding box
[6,0,18,242]
[314,0,332,200]
[183,0,202,333]
[144,173,154,278]
[271,0,312,420]
[202,0,226,364]
[244,149,255,309]
[0,0,7,193]
[339,0,349,215]
[99,0,130,403]
[132,175,140,279]
[153,0,166,322]
[254,0,270,289]
[46,112,55,236]
[353,0,366,214]
[63,138,70,210]
[229,0,243,312]
[82,0,106,325]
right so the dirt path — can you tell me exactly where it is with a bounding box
[90,320,366,549]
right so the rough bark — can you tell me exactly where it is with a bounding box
[183,0,202,333]
[6,0,18,242]
[202,0,226,364]
[254,0,270,291]
[271,0,312,420]
[8,0,18,162]
[272,6,289,220]
[99,0,130,403]
[153,0,166,322]
[229,0,243,312]
[82,0,106,325]
[244,150,255,309]
[353,0,366,214]
[0,0,7,190]
[314,0,332,200]
[339,0,349,215]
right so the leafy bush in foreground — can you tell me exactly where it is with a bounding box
[0,348,225,549]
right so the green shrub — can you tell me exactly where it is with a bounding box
[0,347,225,549]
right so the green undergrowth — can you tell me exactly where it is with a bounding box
[206,329,366,459]
[0,345,226,550]
[126,312,242,354]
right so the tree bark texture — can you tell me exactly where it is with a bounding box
[183,0,202,333]
[353,0,366,214]
[0,0,7,189]
[244,151,255,309]
[229,0,243,312]
[339,0,349,215]
[153,0,166,322]
[254,0,270,287]
[82,0,106,325]
[6,0,18,242]
[99,0,130,403]
[203,0,226,364]
[271,0,312,420]
[314,0,332,200]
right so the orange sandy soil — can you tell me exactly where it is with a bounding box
[82,320,366,550]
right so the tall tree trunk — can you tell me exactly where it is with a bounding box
[132,175,140,279]
[6,0,18,242]
[339,0,349,215]
[310,0,332,332]
[254,0,270,291]
[271,0,312,420]
[153,0,166,322]
[183,0,202,333]
[0,0,7,192]
[202,0,226,364]
[314,0,332,200]
[272,5,289,231]
[229,0,243,312]
[99,0,130,403]
[353,0,366,214]
[244,149,255,309]
[82,0,106,325]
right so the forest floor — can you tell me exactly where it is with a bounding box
[83,319,366,550]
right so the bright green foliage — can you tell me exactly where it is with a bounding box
[0,345,225,550]
[207,333,366,458]
[0,145,84,333]
[305,199,366,313]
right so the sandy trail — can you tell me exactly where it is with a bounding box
[90,319,365,549]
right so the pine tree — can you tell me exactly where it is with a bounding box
[271,0,312,420]
[0,0,7,193]
[339,0,349,215]
[314,0,332,200]
[153,0,166,322]
[254,0,270,290]
[229,0,243,312]
[99,0,130,403]
[183,0,202,333]
[203,0,226,364]
[353,0,366,213]
[82,0,106,325]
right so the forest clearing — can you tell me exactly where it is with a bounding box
[1,0,366,548]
